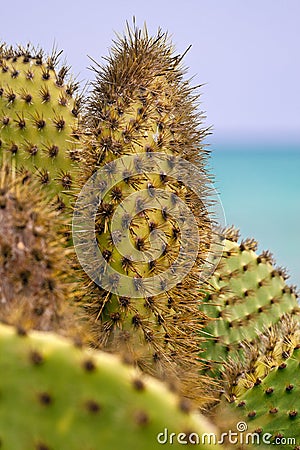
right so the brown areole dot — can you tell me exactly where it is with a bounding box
[278,363,287,370]
[30,350,44,365]
[38,392,52,406]
[35,443,50,450]
[83,359,96,372]
[265,387,274,395]
[10,143,18,155]
[132,378,145,391]
[16,326,27,337]
[286,384,294,392]
[85,400,101,414]
[179,398,191,414]
[134,410,150,426]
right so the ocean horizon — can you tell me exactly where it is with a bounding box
[209,146,300,289]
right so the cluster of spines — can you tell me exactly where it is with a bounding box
[0,43,80,103]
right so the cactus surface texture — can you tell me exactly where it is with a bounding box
[0,44,81,209]
[200,227,299,375]
[0,165,84,337]
[217,317,300,448]
[0,322,222,450]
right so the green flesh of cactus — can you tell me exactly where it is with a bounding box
[199,227,299,374]
[77,25,214,405]
[0,322,221,450]
[0,44,80,209]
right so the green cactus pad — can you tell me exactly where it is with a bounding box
[230,355,300,447]
[75,24,217,405]
[217,317,300,448]
[199,227,299,374]
[0,44,81,209]
[0,322,221,450]
[0,165,85,337]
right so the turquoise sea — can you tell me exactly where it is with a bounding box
[210,146,300,289]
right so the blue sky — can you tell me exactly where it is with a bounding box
[1,0,299,145]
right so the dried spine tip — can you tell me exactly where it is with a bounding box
[222,225,240,242]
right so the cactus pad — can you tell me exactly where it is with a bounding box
[0,165,83,336]
[75,24,217,405]
[0,322,221,450]
[0,44,81,209]
[200,227,299,374]
[218,317,300,448]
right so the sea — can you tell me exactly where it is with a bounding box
[209,144,300,290]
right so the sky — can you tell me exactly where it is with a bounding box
[1,0,299,146]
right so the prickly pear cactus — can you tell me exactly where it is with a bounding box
[217,317,300,448]
[0,44,81,209]
[74,24,217,405]
[199,227,299,374]
[0,165,83,336]
[0,322,222,450]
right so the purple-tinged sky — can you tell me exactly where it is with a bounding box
[1,0,299,145]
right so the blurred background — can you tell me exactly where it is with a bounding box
[1,0,299,286]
